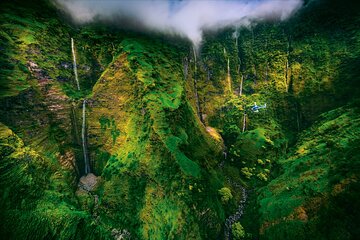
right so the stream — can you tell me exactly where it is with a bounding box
[224,182,247,240]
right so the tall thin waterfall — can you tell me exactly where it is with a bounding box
[82,99,90,174]
[233,29,244,96]
[239,75,244,96]
[227,57,230,75]
[183,57,189,80]
[242,112,246,132]
[227,57,232,93]
[233,29,239,50]
[71,38,80,91]
[192,46,202,123]
[223,46,232,94]
[193,47,197,70]
[235,34,238,49]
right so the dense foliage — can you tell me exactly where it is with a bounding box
[0,0,359,239]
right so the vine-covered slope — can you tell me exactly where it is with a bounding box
[0,0,359,239]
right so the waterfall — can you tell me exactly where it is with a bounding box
[82,99,90,174]
[71,38,80,91]
[223,46,232,94]
[193,46,197,70]
[183,57,188,80]
[233,28,239,50]
[227,58,230,76]
[235,34,238,49]
[71,105,81,145]
[227,57,232,93]
[224,185,247,240]
[192,46,203,123]
[239,75,244,96]
[233,28,244,97]
[71,38,91,176]
[242,112,246,132]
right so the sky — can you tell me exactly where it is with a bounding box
[54,0,304,46]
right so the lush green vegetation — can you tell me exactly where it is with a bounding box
[0,0,359,239]
[258,103,360,239]
[196,0,360,239]
[0,1,227,239]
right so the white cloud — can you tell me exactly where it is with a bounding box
[55,0,303,46]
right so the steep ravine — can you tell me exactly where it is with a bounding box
[1,0,360,239]
[224,182,247,240]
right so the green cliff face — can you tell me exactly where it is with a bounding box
[258,103,360,239]
[0,1,226,239]
[87,38,226,239]
[196,0,360,239]
[0,0,359,239]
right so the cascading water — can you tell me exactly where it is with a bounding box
[82,99,90,174]
[71,38,91,175]
[192,46,203,123]
[233,29,244,96]
[193,46,197,68]
[227,57,232,93]
[233,29,239,49]
[242,112,246,132]
[239,75,244,96]
[71,38,80,91]
[78,101,98,205]
[183,57,189,80]
[235,34,238,49]
[223,46,232,94]
[227,58,230,76]
[224,185,247,240]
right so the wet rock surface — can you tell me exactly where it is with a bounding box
[78,173,99,192]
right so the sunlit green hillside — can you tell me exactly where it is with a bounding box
[0,0,359,239]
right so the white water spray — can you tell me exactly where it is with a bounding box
[233,28,239,49]
[193,46,197,70]
[82,99,90,174]
[71,38,80,90]
[227,57,232,93]
[239,75,244,96]
[183,57,189,80]
[228,57,231,78]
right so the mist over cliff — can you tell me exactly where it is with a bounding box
[54,0,303,45]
